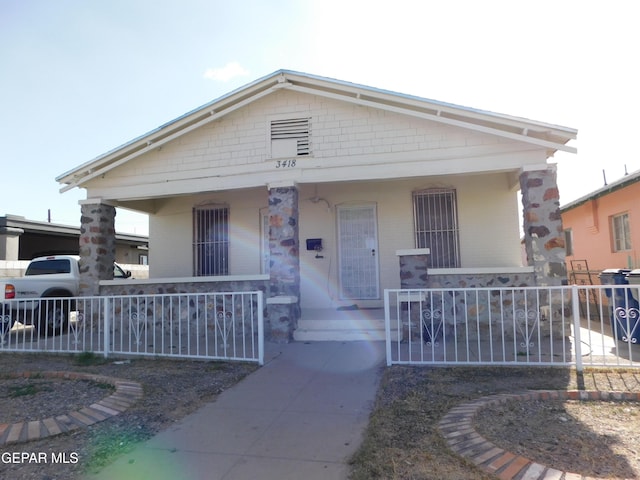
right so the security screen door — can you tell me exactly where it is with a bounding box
[337,205,380,300]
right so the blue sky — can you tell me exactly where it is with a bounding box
[1,0,637,235]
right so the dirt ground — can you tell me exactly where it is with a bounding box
[0,352,257,480]
[475,397,640,478]
[350,366,640,480]
[1,352,639,480]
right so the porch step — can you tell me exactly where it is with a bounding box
[294,318,399,342]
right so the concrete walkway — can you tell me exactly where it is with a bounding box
[85,341,385,480]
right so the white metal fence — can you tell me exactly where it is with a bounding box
[385,285,640,370]
[0,291,264,365]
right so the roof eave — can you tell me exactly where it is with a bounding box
[561,168,640,212]
[58,69,577,192]
[56,70,289,189]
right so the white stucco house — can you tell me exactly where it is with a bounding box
[57,70,577,342]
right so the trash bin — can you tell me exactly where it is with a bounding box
[627,269,640,303]
[599,268,639,344]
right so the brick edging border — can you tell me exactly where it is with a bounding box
[0,371,143,445]
[438,390,640,480]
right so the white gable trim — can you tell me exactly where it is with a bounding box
[57,70,577,193]
[59,86,276,193]
[286,84,577,155]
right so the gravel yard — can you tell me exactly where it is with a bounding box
[2,352,640,480]
[350,366,640,480]
[0,352,257,480]
[475,397,640,478]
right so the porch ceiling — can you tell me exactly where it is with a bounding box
[82,158,532,214]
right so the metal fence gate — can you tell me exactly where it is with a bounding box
[385,285,640,370]
[0,291,264,365]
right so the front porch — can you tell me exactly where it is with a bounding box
[76,165,565,343]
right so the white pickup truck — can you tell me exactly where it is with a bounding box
[0,255,130,336]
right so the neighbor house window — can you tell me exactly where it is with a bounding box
[193,205,229,275]
[413,189,461,268]
[564,229,574,256]
[270,117,310,157]
[611,212,631,252]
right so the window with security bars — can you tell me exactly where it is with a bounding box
[270,118,310,157]
[612,213,631,252]
[193,206,229,276]
[413,189,461,268]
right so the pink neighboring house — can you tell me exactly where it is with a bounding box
[562,169,640,273]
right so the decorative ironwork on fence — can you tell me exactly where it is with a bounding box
[385,285,640,370]
[0,291,264,365]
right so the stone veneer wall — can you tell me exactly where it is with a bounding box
[520,166,567,286]
[99,279,268,297]
[401,271,568,343]
[268,187,300,297]
[98,279,268,340]
[267,187,301,342]
[427,272,536,289]
[399,254,429,289]
[79,204,117,296]
[396,254,572,343]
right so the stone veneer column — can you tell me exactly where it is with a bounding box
[397,249,430,288]
[520,165,567,286]
[78,203,116,296]
[266,186,300,342]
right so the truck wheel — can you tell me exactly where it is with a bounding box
[38,299,71,337]
[0,306,14,338]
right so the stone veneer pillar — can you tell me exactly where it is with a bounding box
[397,249,430,288]
[78,203,117,296]
[520,165,567,286]
[266,186,301,342]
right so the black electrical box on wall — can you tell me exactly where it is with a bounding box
[306,238,322,251]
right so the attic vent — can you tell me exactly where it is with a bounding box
[271,118,310,157]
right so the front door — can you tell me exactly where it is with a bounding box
[337,204,380,300]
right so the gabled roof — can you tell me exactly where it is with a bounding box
[57,69,577,192]
[561,168,640,212]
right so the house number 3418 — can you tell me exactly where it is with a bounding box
[275,159,296,168]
